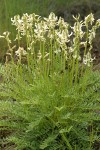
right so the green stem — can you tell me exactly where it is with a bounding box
[70,57,75,87]
[18,30,20,47]
[75,43,80,84]
[50,39,53,75]
[63,51,66,74]
[42,42,46,77]
[89,123,94,149]
[81,25,89,76]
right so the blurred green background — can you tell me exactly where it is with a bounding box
[0,0,100,62]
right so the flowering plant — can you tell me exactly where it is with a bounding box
[1,12,100,84]
[0,13,100,150]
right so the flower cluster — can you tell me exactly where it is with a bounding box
[0,12,100,69]
[0,31,11,45]
[84,13,94,26]
[83,52,95,67]
[11,13,40,34]
[15,47,27,57]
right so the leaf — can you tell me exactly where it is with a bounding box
[59,126,73,134]
[55,106,64,112]
[26,117,43,132]
[40,133,58,149]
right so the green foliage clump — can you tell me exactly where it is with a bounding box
[0,64,100,150]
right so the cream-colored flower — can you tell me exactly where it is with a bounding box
[15,47,27,57]
[44,52,49,58]
[11,15,23,32]
[84,13,94,26]
[2,31,11,44]
[44,12,58,29]
[83,52,94,67]
[73,51,81,60]
[37,50,42,62]
[11,13,41,36]
[72,14,80,21]
[80,41,87,47]
[69,47,74,53]
[34,21,47,41]
[58,17,69,29]
[44,12,58,22]
[96,19,100,27]
[55,30,69,45]
[88,28,96,44]
[71,22,84,39]
[54,49,61,54]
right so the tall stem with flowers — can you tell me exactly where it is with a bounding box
[0,12,100,85]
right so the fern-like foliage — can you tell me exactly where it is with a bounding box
[0,64,100,150]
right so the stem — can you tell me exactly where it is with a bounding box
[62,50,66,77]
[50,39,53,75]
[89,123,94,149]
[40,41,42,74]
[81,25,89,76]
[42,42,46,77]
[18,30,20,47]
[75,43,80,84]
[70,57,75,87]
